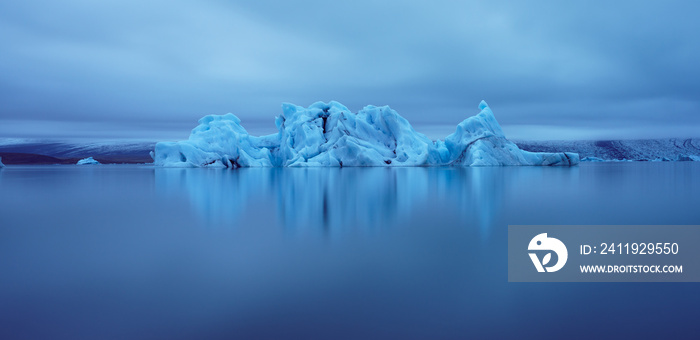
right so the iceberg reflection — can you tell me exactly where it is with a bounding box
[154,167,535,235]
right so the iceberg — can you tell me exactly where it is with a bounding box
[76,157,100,165]
[154,101,579,168]
[0,156,5,167]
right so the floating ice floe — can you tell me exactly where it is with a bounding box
[154,101,579,168]
[77,157,100,165]
[0,156,5,167]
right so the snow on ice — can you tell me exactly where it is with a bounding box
[154,101,579,168]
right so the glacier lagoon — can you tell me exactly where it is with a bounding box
[1,163,699,339]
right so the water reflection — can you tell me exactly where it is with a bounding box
[153,162,700,236]
[153,167,547,235]
[3,164,700,339]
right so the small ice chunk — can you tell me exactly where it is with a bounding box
[77,157,100,165]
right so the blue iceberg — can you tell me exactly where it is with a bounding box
[76,157,100,165]
[154,101,579,168]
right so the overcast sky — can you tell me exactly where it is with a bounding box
[1,0,699,141]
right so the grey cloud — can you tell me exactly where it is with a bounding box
[0,0,698,140]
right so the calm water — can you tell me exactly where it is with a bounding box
[1,163,699,339]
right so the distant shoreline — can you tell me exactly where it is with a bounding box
[0,152,152,165]
[0,140,155,165]
[516,138,700,162]
[1,138,699,165]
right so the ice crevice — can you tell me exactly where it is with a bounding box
[154,101,579,167]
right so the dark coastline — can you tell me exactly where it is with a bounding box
[0,141,155,165]
[0,152,153,165]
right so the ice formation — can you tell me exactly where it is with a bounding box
[0,156,5,167]
[154,101,579,168]
[77,157,100,165]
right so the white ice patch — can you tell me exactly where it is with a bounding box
[154,101,579,168]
